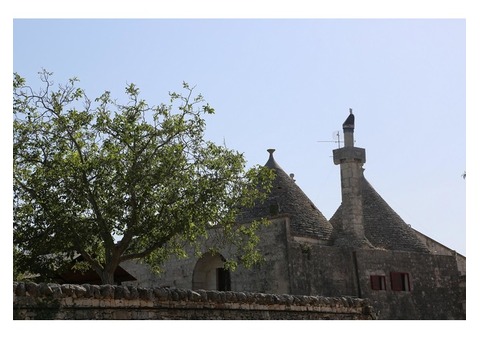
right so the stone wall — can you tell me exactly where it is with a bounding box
[287,242,359,297]
[122,217,292,293]
[354,249,465,320]
[284,243,465,319]
[13,282,375,320]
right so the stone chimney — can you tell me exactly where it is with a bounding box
[332,110,368,247]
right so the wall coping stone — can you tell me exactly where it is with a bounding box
[13,282,376,320]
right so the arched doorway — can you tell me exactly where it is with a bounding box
[192,252,231,291]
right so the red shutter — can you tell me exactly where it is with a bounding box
[371,275,386,290]
[371,276,380,290]
[391,272,402,291]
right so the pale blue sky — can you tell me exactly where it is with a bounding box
[12,18,466,255]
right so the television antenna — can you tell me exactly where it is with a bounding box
[317,130,343,148]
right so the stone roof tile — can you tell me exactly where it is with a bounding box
[330,176,430,252]
[238,150,333,241]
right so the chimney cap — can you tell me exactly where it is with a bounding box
[265,148,282,169]
[343,110,355,130]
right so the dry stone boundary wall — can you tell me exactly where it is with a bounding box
[13,282,375,320]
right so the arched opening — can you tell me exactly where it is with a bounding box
[192,252,231,291]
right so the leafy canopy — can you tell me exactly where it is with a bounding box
[13,70,274,284]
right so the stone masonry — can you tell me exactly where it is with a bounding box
[13,282,375,320]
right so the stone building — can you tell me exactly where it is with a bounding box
[122,113,466,320]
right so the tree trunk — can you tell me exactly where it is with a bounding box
[98,269,115,285]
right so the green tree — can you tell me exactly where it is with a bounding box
[13,70,274,284]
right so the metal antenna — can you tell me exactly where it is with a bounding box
[317,130,343,148]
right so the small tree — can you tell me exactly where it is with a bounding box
[13,70,274,284]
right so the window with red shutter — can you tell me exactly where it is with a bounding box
[370,275,386,290]
[390,272,411,291]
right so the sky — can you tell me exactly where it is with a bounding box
[12,17,467,256]
[4,0,480,336]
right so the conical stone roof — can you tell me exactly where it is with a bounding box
[237,150,333,241]
[330,176,430,252]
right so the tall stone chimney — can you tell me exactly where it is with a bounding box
[332,110,368,247]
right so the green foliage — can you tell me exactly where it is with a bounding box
[13,70,274,284]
